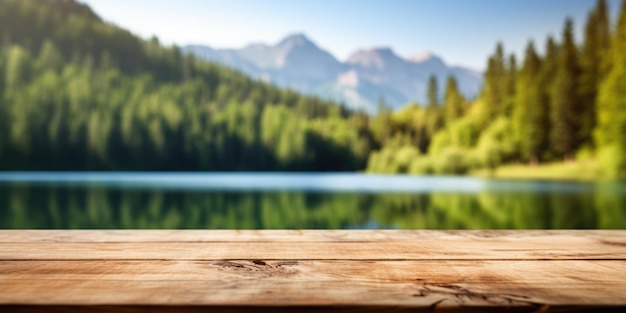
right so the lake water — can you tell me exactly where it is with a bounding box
[0,172,625,229]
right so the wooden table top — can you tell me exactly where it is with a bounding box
[1,230,625,312]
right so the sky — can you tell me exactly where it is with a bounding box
[80,0,622,71]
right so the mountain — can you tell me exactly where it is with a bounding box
[184,34,483,112]
[186,34,346,92]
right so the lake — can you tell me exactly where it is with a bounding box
[0,172,625,229]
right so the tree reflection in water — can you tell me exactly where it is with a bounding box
[1,183,624,229]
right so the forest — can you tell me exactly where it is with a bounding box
[367,0,626,179]
[0,0,625,178]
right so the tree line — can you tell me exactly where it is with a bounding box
[0,0,373,171]
[367,0,626,178]
[0,0,625,178]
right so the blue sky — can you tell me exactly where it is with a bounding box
[80,0,621,70]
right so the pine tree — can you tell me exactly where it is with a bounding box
[551,18,581,160]
[580,0,611,146]
[597,0,612,76]
[503,54,517,117]
[539,36,558,159]
[427,74,438,109]
[425,74,443,137]
[595,0,626,176]
[482,43,506,125]
[514,41,545,163]
[443,76,465,125]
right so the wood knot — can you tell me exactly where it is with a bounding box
[413,283,542,307]
[213,260,299,278]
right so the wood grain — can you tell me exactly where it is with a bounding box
[1,229,624,243]
[0,230,625,312]
[4,305,626,313]
[0,230,624,260]
[2,260,625,305]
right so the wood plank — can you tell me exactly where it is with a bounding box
[1,230,625,312]
[1,260,625,307]
[4,305,625,313]
[1,230,624,260]
[2,241,624,260]
[1,230,624,243]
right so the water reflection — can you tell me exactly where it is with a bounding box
[1,182,624,229]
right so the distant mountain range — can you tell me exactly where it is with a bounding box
[184,34,483,112]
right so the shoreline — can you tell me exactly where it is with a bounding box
[469,159,611,182]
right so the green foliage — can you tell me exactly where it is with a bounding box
[474,118,518,169]
[594,0,626,177]
[449,118,480,149]
[428,117,480,156]
[502,54,517,117]
[538,36,558,158]
[597,145,625,179]
[595,59,626,149]
[1,0,625,179]
[408,156,434,174]
[579,0,611,146]
[368,104,434,154]
[481,43,507,124]
[366,144,421,174]
[4,45,31,90]
[430,147,474,175]
[550,19,582,159]
[428,130,453,156]
[514,41,547,162]
[595,61,626,178]
[0,0,370,171]
[443,76,465,125]
[477,159,601,181]
[427,74,439,109]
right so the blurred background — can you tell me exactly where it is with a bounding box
[0,0,624,229]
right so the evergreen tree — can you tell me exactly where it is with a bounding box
[514,41,545,163]
[427,74,438,109]
[580,0,611,146]
[616,0,626,59]
[372,96,393,144]
[597,0,612,76]
[481,43,506,125]
[425,74,443,137]
[443,76,465,125]
[539,36,558,158]
[550,19,581,160]
[595,0,626,176]
[503,54,517,117]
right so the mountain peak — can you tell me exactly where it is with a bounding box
[348,47,401,59]
[371,47,395,54]
[353,47,397,57]
[271,33,340,72]
[409,51,445,64]
[278,33,314,47]
[346,47,404,70]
